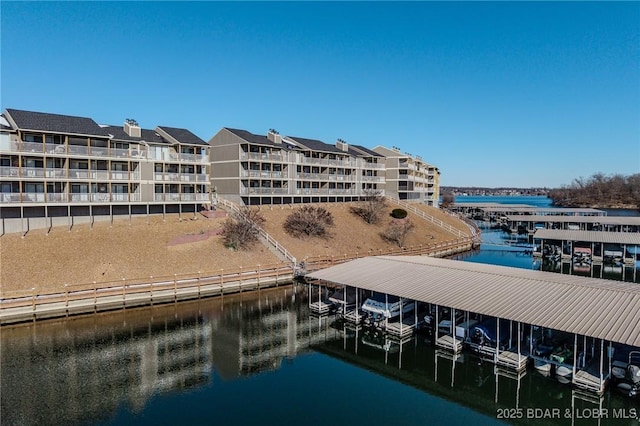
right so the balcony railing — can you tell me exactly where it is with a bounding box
[361,175,385,183]
[0,192,142,203]
[294,188,356,196]
[361,161,385,169]
[241,152,285,162]
[241,187,289,195]
[154,193,211,202]
[241,170,285,179]
[3,141,150,160]
[299,156,356,167]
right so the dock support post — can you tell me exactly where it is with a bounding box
[517,321,521,360]
[435,305,439,340]
[384,293,388,332]
[400,297,403,335]
[573,333,578,379]
[496,319,500,363]
[599,339,604,385]
[451,307,457,351]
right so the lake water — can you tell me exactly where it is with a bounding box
[2,196,639,426]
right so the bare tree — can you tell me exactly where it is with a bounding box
[382,218,414,247]
[351,190,387,224]
[283,206,334,238]
[221,207,265,250]
[441,192,455,208]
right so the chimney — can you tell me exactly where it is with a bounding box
[267,128,282,144]
[124,118,141,138]
[336,138,348,152]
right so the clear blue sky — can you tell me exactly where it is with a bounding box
[2,2,638,188]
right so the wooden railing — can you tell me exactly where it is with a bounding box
[301,237,474,273]
[385,196,468,239]
[217,198,297,266]
[0,262,293,312]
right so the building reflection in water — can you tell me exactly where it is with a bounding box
[2,284,637,426]
[1,285,334,426]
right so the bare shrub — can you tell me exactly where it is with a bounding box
[221,208,265,250]
[351,190,387,224]
[283,206,334,238]
[441,192,455,208]
[382,218,414,247]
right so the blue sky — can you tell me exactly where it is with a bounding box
[2,1,638,188]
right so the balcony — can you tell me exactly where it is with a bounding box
[241,170,285,179]
[240,152,285,162]
[241,187,289,195]
[361,175,385,183]
[294,188,356,196]
[299,156,356,168]
[177,152,209,163]
[360,161,385,170]
[154,193,211,202]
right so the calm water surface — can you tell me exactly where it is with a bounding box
[2,196,639,425]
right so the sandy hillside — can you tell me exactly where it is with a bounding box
[0,214,280,296]
[257,201,469,262]
[0,201,471,297]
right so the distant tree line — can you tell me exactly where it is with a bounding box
[548,173,640,209]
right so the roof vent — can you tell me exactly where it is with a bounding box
[124,118,141,138]
[267,128,282,144]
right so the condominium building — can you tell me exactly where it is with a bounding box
[372,145,441,206]
[209,128,385,205]
[0,108,211,231]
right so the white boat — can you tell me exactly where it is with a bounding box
[555,365,572,378]
[534,359,552,375]
[361,293,414,325]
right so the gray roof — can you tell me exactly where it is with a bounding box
[225,128,285,148]
[5,108,110,138]
[103,125,165,143]
[350,144,384,157]
[452,203,530,208]
[287,136,346,154]
[157,126,207,146]
[533,230,640,245]
[307,256,640,347]
[507,215,640,226]
[481,206,605,214]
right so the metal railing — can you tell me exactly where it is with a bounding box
[301,238,475,273]
[385,196,469,239]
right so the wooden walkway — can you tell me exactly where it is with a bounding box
[1,266,294,325]
[436,335,464,353]
[573,370,606,394]
[496,350,529,371]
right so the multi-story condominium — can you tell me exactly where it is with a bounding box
[372,145,441,206]
[209,128,385,205]
[0,108,211,231]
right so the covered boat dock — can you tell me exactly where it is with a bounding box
[307,255,640,394]
[449,203,606,221]
[503,215,640,235]
[533,229,640,265]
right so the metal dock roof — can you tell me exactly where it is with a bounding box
[307,256,640,347]
[533,229,640,244]
[480,206,605,214]
[506,215,640,225]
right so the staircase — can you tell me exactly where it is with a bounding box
[216,198,297,267]
[385,196,471,239]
